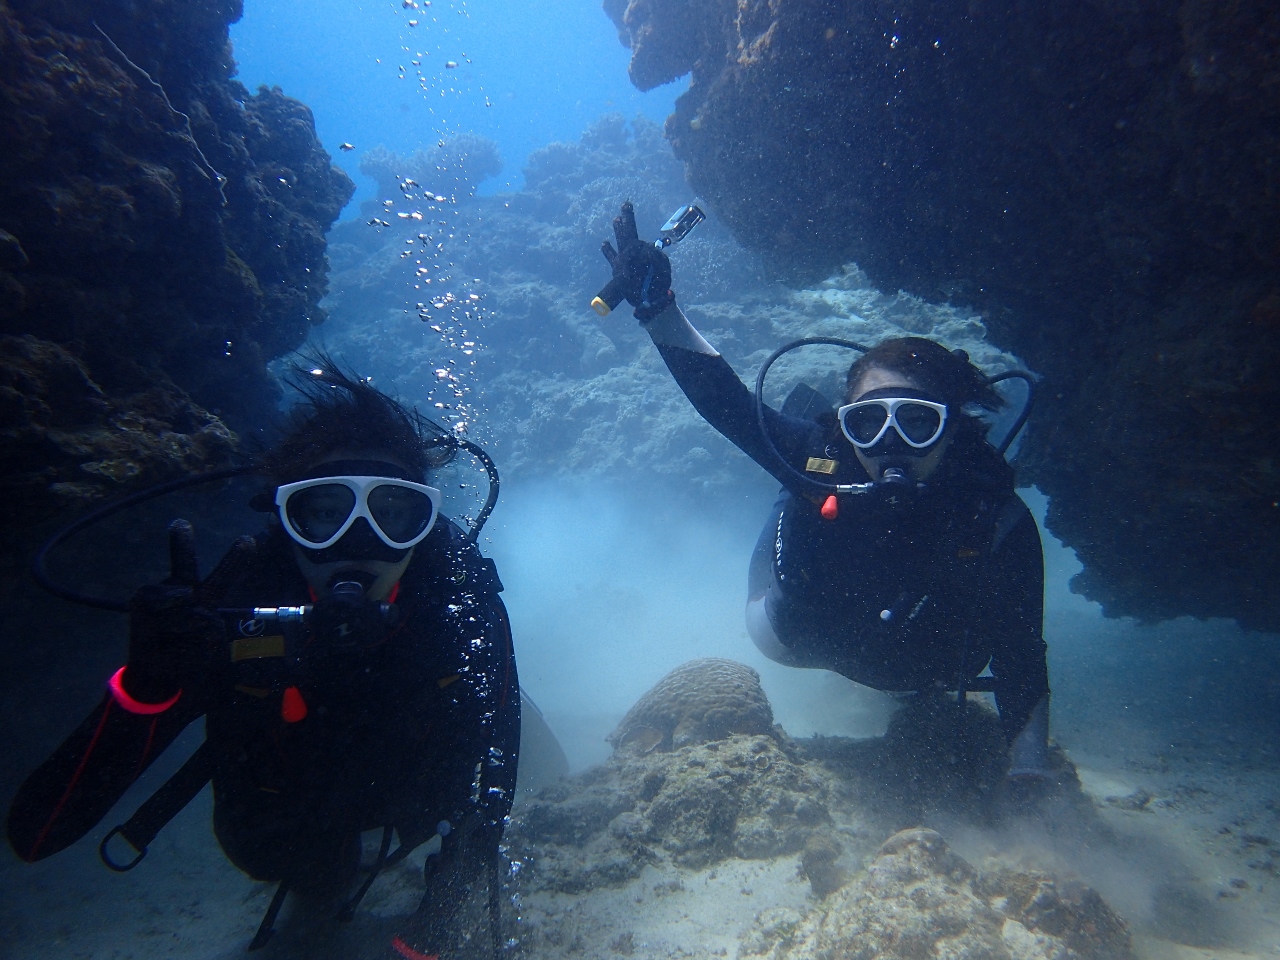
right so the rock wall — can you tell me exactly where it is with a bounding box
[0,0,353,554]
[604,0,1280,626]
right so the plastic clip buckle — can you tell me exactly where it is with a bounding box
[99,825,146,872]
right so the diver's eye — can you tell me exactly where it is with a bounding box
[368,484,434,543]
[286,484,356,543]
[895,403,943,444]
[844,405,891,444]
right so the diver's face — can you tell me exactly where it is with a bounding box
[288,450,417,601]
[847,367,953,482]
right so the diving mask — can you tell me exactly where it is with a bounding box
[838,397,948,451]
[275,475,440,550]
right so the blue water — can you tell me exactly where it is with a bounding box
[231,0,683,205]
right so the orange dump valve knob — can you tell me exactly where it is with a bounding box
[281,686,308,723]
[820,495,839,521]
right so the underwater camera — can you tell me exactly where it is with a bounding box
[654,203,706,249]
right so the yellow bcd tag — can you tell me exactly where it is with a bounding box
[805,457,838,475]
[231,635,285,662]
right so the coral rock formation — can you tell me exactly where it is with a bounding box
[605,0,1280,628]
[0,335,235,545]
[513,672,1132,960]
[512,661,829,886]
[513,731,832,886]
[758,828,1132,960]
[607,657,776,753]
[0,0,352,545]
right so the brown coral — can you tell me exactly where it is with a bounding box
[607,657,775,754]
[511,731,834,886]
[513,665,830,884]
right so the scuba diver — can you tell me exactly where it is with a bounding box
[595,202,1051,786]
[7,365,520,957]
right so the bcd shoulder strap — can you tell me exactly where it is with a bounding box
[990,496,1029,554]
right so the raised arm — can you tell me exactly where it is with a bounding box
[646,304,819,490]
[596,203,818,491]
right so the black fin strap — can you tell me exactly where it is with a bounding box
[337,825,394,922]
[100,741,214,872]
[384,839,416,868]
[248,881,290,951]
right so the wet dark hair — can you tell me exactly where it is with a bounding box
[844,337,1003,412]
[260,355,456,483]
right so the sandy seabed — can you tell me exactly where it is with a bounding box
[3,703,1278,960]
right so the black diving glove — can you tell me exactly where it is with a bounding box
[598,201,674,321]
[124,520,255,703]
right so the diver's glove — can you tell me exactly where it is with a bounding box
[599,201,675,321]
[123,521,255,704]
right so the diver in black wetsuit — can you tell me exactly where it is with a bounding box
[597,202,1051,782]
[7,367,520,957]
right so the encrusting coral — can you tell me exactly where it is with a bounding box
[747,828,1132,960]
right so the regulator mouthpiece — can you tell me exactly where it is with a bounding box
[329,574,373,604]
[871,466,926,507]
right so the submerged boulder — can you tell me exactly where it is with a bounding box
[512,660,833,888]
[512,666,1133,960]
[748,828,1132,960]
[607,657,776,754]
[513,731,832,887]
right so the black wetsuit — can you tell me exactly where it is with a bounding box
[657,343,1048,741]
[8,519,520,891]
